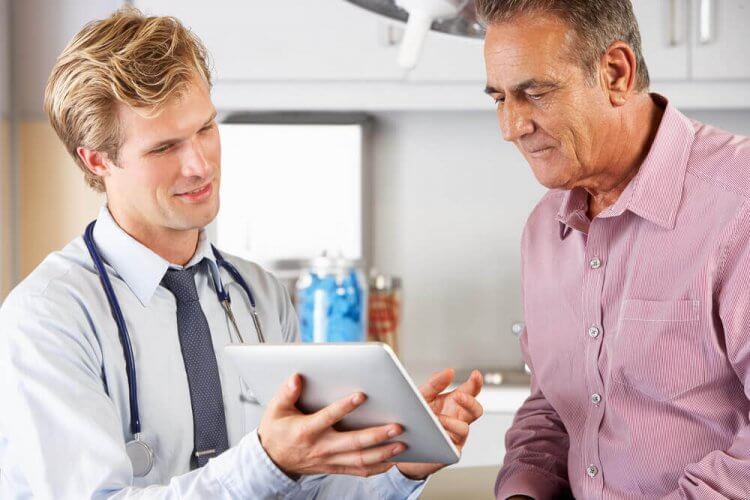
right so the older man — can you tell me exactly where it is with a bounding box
[477,0,750,498]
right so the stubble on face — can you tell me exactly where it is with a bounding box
[483,13,614,192]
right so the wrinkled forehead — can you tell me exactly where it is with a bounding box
[483,13,580,89]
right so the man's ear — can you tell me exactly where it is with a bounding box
[76,147,114,181]
[600,41,638,107]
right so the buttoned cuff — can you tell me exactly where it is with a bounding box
[495,464,566,500]
[210,429,298,498]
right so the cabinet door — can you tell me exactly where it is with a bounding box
[632,0,690,81]
[405,30,485,83]
[691,0,750,80]
[133,0,406,81]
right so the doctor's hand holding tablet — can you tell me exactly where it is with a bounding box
[233,344,484,480]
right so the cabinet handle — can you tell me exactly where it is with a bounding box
[699,0,714,45]
[668,0,679,47]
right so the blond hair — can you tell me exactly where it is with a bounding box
[44,7,212,192]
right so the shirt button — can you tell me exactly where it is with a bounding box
[588,325,601,338]
[589,257,602,269]
[586,464,599,478]
[591,393,602,405]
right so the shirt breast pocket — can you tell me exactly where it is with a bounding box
[612,299,704,401]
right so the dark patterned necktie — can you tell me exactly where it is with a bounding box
[161,263,229,468]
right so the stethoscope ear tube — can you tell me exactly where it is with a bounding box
[211,245,266,344]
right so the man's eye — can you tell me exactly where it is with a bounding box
[199,124,214,134]
[151,144,173,154]
[527,93,545,101]
[493,96,505,105]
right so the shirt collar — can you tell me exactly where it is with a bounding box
[91,206,218,306]
[556,94,696,235]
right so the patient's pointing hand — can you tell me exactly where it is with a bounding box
[396,368,484,480]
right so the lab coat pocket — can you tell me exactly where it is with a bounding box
[612,299,705,401]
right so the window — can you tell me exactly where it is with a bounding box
[215,114,368,272]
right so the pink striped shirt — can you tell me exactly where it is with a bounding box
[496,96,750,499]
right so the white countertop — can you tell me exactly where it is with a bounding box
[475,385,531,414]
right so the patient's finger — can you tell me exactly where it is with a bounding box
[455,370,483,397]
[419,368,455,402]
[449,391,484,422]
[439,415,469,445]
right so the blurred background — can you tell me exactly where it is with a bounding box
[1,1,749,497]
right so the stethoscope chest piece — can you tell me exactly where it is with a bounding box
[126,435,154,478]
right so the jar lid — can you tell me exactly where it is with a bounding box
[306,250,363,273]
[370,273,402,291]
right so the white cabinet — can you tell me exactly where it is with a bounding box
[408,0,750,86]
[632,0,690,81]
[133,0,406,81]
[691,0,750,80]
[133,0,750,110]
[407,0,694,84]
[633,0,750,82]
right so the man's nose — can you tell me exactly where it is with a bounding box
[181,137,212,178]
[500,99,534,142]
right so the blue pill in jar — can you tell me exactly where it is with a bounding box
[296,255,367,343]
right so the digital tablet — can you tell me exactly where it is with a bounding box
[224,342,460,464]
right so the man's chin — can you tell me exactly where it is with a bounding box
[530,165,564,190]
[169,204,219,232]
[527,157,574,190]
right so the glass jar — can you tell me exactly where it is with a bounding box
[296,255,368,343]
[368,273,402,354]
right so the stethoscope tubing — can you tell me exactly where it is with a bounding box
[83,221,263,438]
[84,221,142,435]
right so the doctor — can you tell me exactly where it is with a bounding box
[0,7,483,499]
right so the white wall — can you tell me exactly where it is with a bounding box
[370,108,750,371]
[12,0,122,119]
[370,111,546,370]
[684,110,750,136]
[8,0,115,282]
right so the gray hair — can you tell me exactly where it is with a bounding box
[475,0,650,91]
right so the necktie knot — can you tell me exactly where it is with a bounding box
[161,266,200,303]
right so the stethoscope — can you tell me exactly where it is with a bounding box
[83,220,265,477]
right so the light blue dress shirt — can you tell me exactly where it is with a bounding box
[0,207,424,499]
